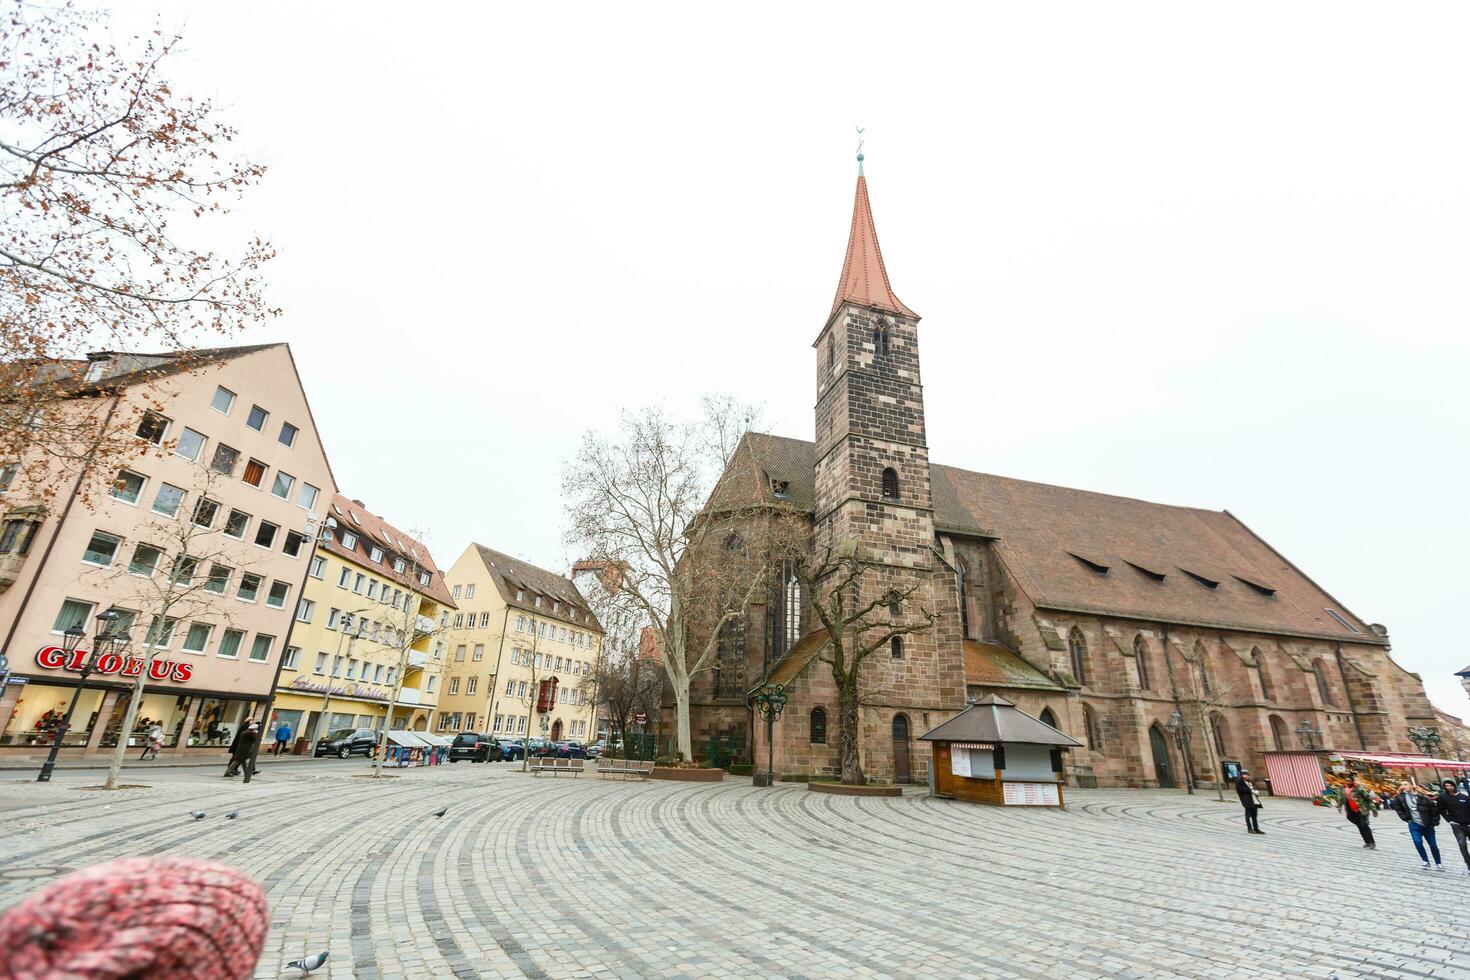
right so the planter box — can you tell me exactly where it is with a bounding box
[808,781,902,798]
[649,766,724,783]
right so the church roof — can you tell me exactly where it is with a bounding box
[829,173,917,321]
[730,431,1383,646]
[965,640,1064,691]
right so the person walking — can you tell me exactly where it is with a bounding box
[1390,781,1444,870]
[1435,777,1470,875]
[224,720,260,778]
[271,719,293,757]
[139,721,164,761]
[1335,775,1377,849]
[1235,768,1265,834]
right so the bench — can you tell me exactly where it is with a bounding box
[529,757,584,777]
[595,758,655,780]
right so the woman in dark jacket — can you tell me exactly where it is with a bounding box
[1235,769,1264,834]
[1390,781,1443,870]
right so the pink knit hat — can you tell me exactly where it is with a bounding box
[0,857,268,980]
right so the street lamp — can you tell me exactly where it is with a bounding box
[37,611,131,782]
[1164,709,1195,795]
[1296,719,1323,752]
[751,681,787,788]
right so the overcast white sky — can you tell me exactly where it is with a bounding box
[117,2,1469,715]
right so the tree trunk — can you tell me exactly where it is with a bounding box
[102,675,148,790]
[674,684,691,762]
[835,666,865,786]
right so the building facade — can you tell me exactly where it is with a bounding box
[680,166,1439,787]
[0,345,336,756]
[268,492,455,745]
[434,544,601,743]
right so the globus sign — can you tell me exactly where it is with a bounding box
[34,646,194,683]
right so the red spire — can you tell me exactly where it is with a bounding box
[829,173,916,320]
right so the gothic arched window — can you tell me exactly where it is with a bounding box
[1133,634,1152,690]
[873,324,890,355]
[771,563,802,657]
[1313,660,1335,705]
[890,636,904,659]
[1083,704,1101,752]
[1068,627,1087,686]
[956,557,970,639]
[1040,707,1060,731]
[1269,714,1289,751]
[1253,646,1274,700]
[783,569,802,652]
[810,707,827,744]
[1194,641,1210,695]
[881,467,899,500]
[1211,712,1228,757]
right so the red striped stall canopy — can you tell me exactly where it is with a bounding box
[1334,751,1470,771]
[1263,752,1327,798]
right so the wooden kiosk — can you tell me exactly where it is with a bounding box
[920,694,1081,807]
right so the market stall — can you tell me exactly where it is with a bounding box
[920,694,1081,807]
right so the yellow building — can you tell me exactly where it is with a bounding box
[267,493,455,745]
[434,544,601,743]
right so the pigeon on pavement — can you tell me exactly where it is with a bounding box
[286,950,329,974]
[225,811,240,820]
[191,810,206,820]
[433,806,448,818]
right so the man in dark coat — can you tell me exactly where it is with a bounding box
[1390,781,1443,870]
[1436,778,1470,873]
[224,720,260,778]
[1235,769,1264,834]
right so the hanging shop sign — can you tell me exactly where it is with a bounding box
[287,674,389,702]
[34,646,194,683]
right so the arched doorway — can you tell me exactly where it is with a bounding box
[550,719,564,741]
[1149,724,1174,788]
[892,714,912,783]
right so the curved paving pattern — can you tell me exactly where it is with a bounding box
[2,766,1468,978]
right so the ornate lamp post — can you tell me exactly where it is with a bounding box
[1295,719,1323,751]
[37,610,130,782]
[751,681,787,788]
[1164,709,1195,795]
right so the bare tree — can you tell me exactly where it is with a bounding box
[594,643,664,760]
[92,462,265,789]
[793,543,935,786]
[1172,643,1250,802]
[0,1,274,503]
[562,397,799,761]
[509,622,548,772]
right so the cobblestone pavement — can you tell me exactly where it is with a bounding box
[1,763,1466,979]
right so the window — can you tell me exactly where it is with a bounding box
[337,567,352,588]
[455,645,466,662]
[452,585,462,599]
[955,556,970,638]
[1211,713,1228,758]
[282,647,301,670]
[556,657,565,671]
[890,636,903,659]
[873,324,890,355]
[1324,608,1362,634]
[810,707,827,744]
[151,483,185,517]
[249,634,273,663]
[182,623,212,653]
[516,616,525,632]
[326,607,341,630]
[374,664,385,683]
[52,599,94,633]
[340,531,358,550]
[331,655,343,677]
[346,658,358,679]
[309,555,326,578]
[881,467,899,500]
[352,573,365,594]
[369,546,383,563]
[511,649,520,665]
[136,411,169,445]
[775,563,802,655]
[1253,647,1274,700]
[449,677,461,695]
[0,462,17,493]
[517,681,527,698]
[506,678,516,695]
[224,509,250,539]
[297,599,316,623]
[109,469,145,504]
[204,563,232,594]
[473,644,484,661]
[1270,715,1289,752]
[367,582,379,600]
[314,652,328,674]
[191,497,219,528]
[453,613,463,628]
[246,405,269,431]
[278,422,298,447]
[242,459,267,488]
[128,544,162,576]
[210,444,239,477]
[297,483,319,511]
[237,573,262,603]
[168,554,198,586]
[1133,635,1151,690]
[518,717,526,733]
[1195,643,1211,695]
[82,531,121,566]
[254,520,278,549]
[174,427,205,461]
[283,530,308,558]
[270,471,295,499]
[1068,627,1087,686]
[466,584,476,598]
[211,386,236,414]
[146,615,177,648]
[1313,660,1335,705]
[534,653,543,668]
[516,590,524,601]
[467,677,478,695]
[266,581,290,609]
[1083,704,1101,752]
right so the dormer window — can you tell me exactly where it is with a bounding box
[771,479,790,499]
[881,467,899,500]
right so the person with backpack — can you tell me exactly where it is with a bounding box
[1390,781,1444,870]
[1335,775,1377,849]
[1435,777,1470,874]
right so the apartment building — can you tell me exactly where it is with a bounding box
[0,345,335,756]
[270,492,455,744]
[434,545,602,742]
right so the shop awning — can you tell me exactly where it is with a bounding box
[385,730,431,747]
[1333,751,1470,771]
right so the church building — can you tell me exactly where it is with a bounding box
[681,159,1436,788]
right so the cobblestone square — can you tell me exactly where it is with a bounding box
[1,762,1465,979]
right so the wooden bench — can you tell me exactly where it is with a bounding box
[529,757,584,776]
[595,758,655,780]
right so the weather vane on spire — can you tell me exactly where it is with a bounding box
[855,126,866,175]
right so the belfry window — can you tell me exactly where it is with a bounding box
[873,324,890,355]
[881,467,899,501]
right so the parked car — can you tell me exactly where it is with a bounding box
[499,738,526,761]
[585,741,604,759]
[315,727,378,759]
[527,737,556,758]
[449,732,502,763]
[557,740,588,759]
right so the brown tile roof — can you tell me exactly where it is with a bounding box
[964,640,1063,691]
[321,493,455,606]
[918,694,1082,747]
[471,545,603,633]
[733,432,1382,645]
[828,174,917,322]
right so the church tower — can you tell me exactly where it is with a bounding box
[811,154,964,780]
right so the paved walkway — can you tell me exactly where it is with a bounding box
[1,764,1466,978]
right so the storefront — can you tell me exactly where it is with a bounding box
[920,694,1082,808]
[269,676,395,748]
